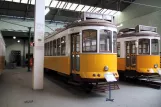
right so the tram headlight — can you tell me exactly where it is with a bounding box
[154,64,158,68]
[104,66,109,71]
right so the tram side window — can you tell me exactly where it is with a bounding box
[151,39,159,55]
[57,38,61,56]
[82,29,97,52]
[45,43,47,56]
[53,40,57,56]
[117,42,120,57]
[113,31,117,53]
[50,41,53,56]
[61,36,66,55]
[99,29,112,52]
[139,39,150,54]
[48,42,50,56]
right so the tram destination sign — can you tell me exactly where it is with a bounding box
[136,25,157,33]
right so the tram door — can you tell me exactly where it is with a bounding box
[126,41,136,70]
[71,33,80,73]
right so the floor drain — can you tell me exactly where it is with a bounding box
[24,100,33,103]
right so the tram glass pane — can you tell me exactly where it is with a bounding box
[53,40,57,56]
[113,31,117,53]
[76,35,80,52]
[82,30,97,52]
[99,29,112,52]
[50,41,52,56]
[139,39,150,54]
[57,38,61,56]
[61,36,66,55]
[117,42,120,57]
[151,39,159,55]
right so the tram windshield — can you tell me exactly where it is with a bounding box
[151,39,159,55]
[139,39,150,54]
[99,29,112,53]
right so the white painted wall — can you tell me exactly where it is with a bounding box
[5,38,33,65]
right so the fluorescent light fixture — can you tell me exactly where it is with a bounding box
[45,8,50,15]
[50,1,59,8]
[69,3,78,10]
[21,0,28,3]
[75,4,84,11]
[5,0,12,1]
[81,5,90,12]
[100,9,107,14]
[104,9,112,14]
[59,2,65,8]
[93,7,101,13]
[45,0,52,6]
[117,24,123,27]
[13,36,16,39]
[87,7,95,12]
[109,10,117,15]
[56,1,62,8]
[65,3,72,9]
[13,0,20,2]
[31,0,35,5]
[17,40,20,43]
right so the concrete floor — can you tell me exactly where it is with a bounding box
[0,68,161,107]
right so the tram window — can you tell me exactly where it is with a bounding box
[139,39,150,54]
[117,42,120,57]
[151,39,159,55]
[50,41,52,56]
[47,42,49,56]
[82,30,97,52]
[76,35,80,52]
[99,29,112,52]
[113,31,117,53]
[53,40,57,56]
[61,36,66,55]
[45,43,47,56]
[57,38,61,56]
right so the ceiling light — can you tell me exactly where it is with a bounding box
[31,0,35,5]
[100,9,107,14]
[104,9,112,14]
[50,1,59,8]
[81,5,90,12]
[56,1,62,8]
[13,36,16,39]
[21,0,28,3]
[69,3,78,10]
[59,2,65,8]
[109,10,117,15]
[5,0,12,1]
[45,0,52,6]
[65,3,72,9]
[13,0,20,2]
[93,7,101,13]
[17,40,20,43]
[45,8,50,15]
[75,4,84,11]
[87,7,95,12]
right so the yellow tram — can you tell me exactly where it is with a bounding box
[117,25,161,77]
[0,32,5,75]
[44,13,119,85]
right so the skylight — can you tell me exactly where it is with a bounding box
[45,0,52,6]
[93,7,101,13]
[13,0,20,2]
[69,3,78,10]
[81,6,90,12]
[21,0,28,3]
[75,5,84,11]
[65,3,72,9]
[87,7,95,12]
[50,1,59,8]
[31,0,35,5]
[109,10,117,15]
[100,9,107,14]
[5,0,12,1]
[56,1,62,8]
[104,9,112,14]
[59,2,66,8]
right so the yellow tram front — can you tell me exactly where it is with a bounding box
[72,28,119,82]
[117,25,161,77]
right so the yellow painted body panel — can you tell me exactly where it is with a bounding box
[117,58,126,71]
[44,56,70,75]
[79,54,118,79]
[117,55,160,73]
[44,54,119,79]
[137,55,160,73]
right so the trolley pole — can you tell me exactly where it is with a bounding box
[28,27,31,72]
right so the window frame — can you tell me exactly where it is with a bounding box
[117,42,120,57]
[61,36,66,55]
[138,38,150,55]
[57,38,61,56]
[82,29,97,53]
[151,39,159,55]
